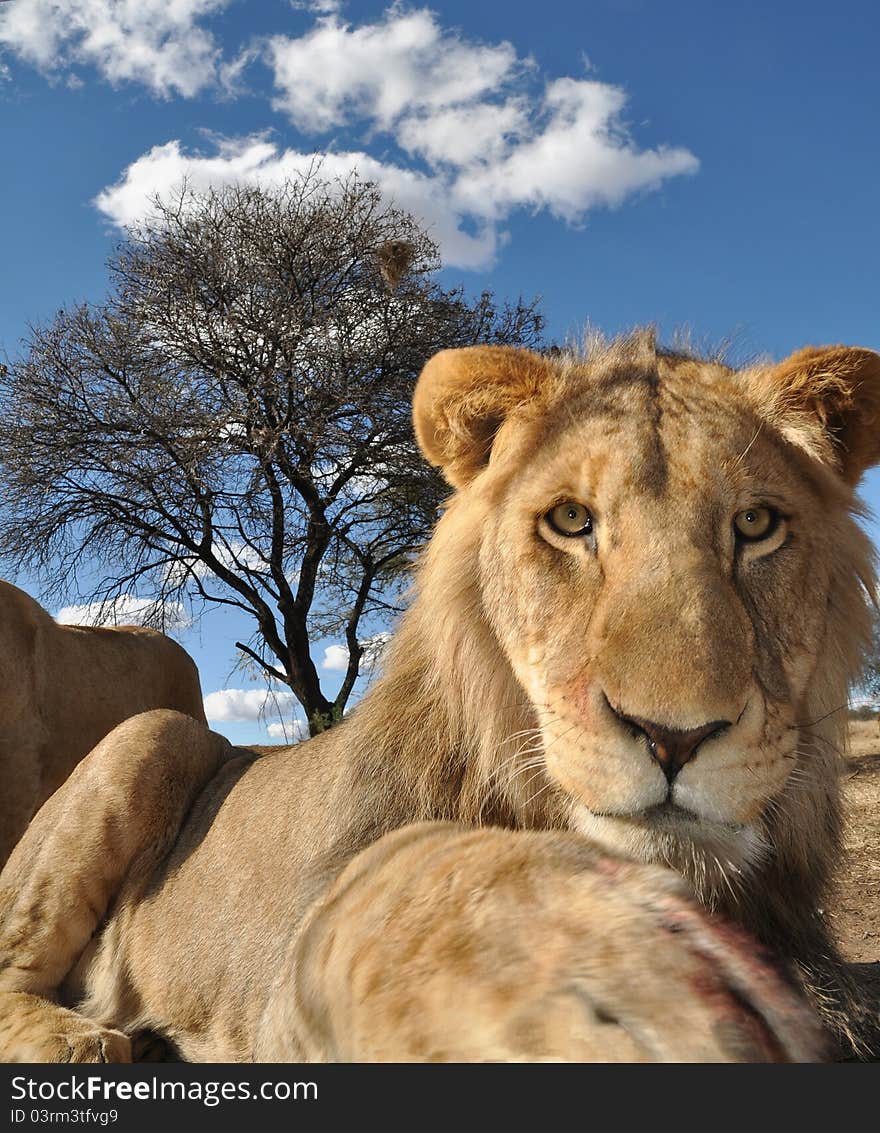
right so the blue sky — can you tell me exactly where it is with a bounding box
[1,0,878,741]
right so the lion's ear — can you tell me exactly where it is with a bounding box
[752,345,880,485]
[413,346,556,487]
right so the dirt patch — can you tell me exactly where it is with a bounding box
[832,722,880,967]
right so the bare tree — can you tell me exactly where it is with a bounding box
[0,173,543,734]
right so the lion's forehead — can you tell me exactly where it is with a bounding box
[510,363,782,518]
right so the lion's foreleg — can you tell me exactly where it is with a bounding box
[0,710,230,1063]
[255,823,826,1063]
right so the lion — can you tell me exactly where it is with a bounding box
[0,579,206,865]
[1,332,879,1063]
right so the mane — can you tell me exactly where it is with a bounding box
[344,493,557,831]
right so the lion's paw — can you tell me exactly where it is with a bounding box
[277,827,828,1063]
[19,1024,133,1064]
[531,877,827,1062]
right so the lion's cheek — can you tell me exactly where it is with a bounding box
[674,745,793,826]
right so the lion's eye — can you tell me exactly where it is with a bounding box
[547,501,593,537]
[733,506,778,542]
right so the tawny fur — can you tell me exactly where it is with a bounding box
[0,580,206,865]
[1,332,878,1062]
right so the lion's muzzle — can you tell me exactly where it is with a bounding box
[604,693,732,782]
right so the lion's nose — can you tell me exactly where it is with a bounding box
[607,701,731,782]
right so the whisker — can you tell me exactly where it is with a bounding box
[521,778,560,811]
[788,704,849,729]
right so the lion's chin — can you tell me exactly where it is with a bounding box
[571,802,769,897]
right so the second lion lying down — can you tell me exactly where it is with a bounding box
[2,332,879,1062]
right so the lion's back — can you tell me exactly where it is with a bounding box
[0,580,206,863]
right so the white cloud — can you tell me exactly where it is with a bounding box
[320,633,391,674]
[395,98,528,168]
[203,686,297,723]
[267,718,308,742]
[452,77,698,222]
[94,7,696,268]
[266,10,519,133]
[321,643,349,672]
[217,42,259,98]
[0,0,229,97]
[94,136,500,269]
[55,4,697,268]
[260,9,699,264]
[56,593,190,631]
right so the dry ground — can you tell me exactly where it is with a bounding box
[833,721,880,963]
[832,721,880,1027]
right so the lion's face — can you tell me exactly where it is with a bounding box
[478,363,834,865]
[414,337,880,876]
